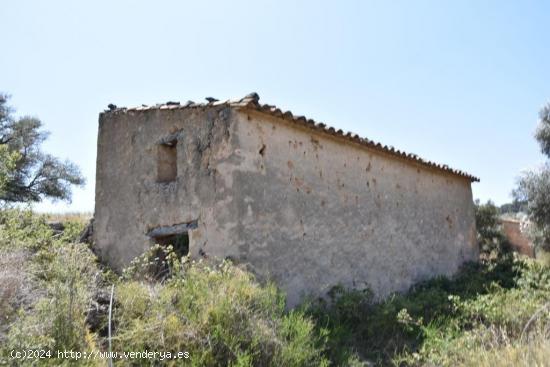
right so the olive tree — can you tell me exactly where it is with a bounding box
[513,102,550,251]
[0,94,84,203]
[535,104,550,157]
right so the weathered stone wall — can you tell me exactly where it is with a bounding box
[94,105,238,270]
[94,106,478,307]
[501,219,534,257]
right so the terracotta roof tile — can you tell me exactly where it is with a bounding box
[103,93,479,182]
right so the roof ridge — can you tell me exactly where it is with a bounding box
[102,93,479,182]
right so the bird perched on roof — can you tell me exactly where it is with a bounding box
[107,103,117,111]
[205,97,218,103]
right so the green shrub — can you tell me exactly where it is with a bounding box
[114,257,328,366]
[474,200,511,256]
[306,254,550,366]
[57,220,87,243]
[0,209,101,366]
[3,241,101,364]
[0,209,54,252]
[121,243,184,282]
[2,209,550,367]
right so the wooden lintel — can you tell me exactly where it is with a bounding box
[147,220,198,237]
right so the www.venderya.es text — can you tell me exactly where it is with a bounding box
[9,349,190,361]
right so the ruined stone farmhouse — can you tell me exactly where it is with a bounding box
[94,93,479,306]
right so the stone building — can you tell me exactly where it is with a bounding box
[94,93,479,306]
[500,218,534,257]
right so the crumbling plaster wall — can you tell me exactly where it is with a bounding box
[206,109,478,306]
[94,106,241,270]
[95,105,478,307]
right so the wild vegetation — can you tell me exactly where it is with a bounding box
[0,95,549,365]
[0,210,328,367]
[0,208,549,366]
[513,102,550,253]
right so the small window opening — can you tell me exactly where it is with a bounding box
[157,140,177,183]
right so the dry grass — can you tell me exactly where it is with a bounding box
[537,249,550,267]
[457,332,550,367]
[43,211,92,224]
[0,249,34,343]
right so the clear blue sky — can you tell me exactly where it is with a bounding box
[1,1,549,212]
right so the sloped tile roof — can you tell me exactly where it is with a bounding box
[104,92,479,182]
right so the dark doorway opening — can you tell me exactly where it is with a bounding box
[145,221,197,280]
[147,221,197,257]
[143,232,189,281]
[154,232,189,257]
